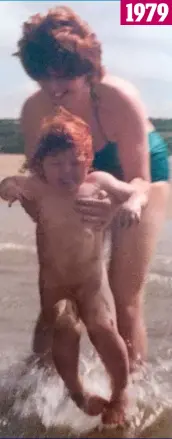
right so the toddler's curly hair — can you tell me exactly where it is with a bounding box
[27,107,93,172]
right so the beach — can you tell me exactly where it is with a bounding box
[0,154,172,438]
[0,154,25,177]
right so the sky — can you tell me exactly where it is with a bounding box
[0,1,172,118]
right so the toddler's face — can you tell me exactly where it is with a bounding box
[42,148,87,191]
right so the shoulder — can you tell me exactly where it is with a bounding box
[95,74,147,123]
[20,89,45,122]
[98,74,140,98]
[21,175,49,206]
[28,174,47,193]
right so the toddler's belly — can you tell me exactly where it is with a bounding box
[38,228,102,287]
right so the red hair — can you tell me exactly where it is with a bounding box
[15,6,104,84]
[28,107,93,171]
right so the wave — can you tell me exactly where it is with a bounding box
[0,242,36,253]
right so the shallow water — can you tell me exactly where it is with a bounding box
[0,202,172,438]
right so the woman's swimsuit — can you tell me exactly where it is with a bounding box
[93,132,169,182]
[91,95,169,182]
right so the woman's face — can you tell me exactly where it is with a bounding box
[39,75,89,103]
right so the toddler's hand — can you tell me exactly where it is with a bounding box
[0,177,23,206]
[115,195,142,228]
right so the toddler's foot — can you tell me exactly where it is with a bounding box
[71,390,108,416]
[102,390,128,427]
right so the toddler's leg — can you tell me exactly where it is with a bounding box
[52,300,107,416]
[77,266,129,425]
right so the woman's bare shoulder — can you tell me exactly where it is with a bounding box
[101,74,140,96]
[96,74,146,113]
[21,89,46,120]
[95,74,148,136]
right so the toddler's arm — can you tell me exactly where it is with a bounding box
[87,171,136,204]
[0,175,35,206]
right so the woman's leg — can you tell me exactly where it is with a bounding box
[32,311,53,358]
[109,182,169,371]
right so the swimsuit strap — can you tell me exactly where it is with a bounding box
[90,86,110,146]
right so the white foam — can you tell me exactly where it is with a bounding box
[0,242,36,253]
[0,352,172,437]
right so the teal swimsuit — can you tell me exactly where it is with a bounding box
[93,131,169,182]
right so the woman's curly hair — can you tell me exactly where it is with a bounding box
[27,107,93,172]
[15,6,104,84]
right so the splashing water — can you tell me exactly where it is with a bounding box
[0,336,172,438]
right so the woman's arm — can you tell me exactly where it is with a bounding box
[21,99,35,160]
[20,93,42,220]
[20,92,42,160]
[105,80,150,205]
[76,80,151,228]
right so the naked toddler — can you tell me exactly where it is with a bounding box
[0,109,140,424]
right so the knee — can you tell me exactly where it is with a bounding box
[86,315,116,341]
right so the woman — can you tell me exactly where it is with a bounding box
[15,6,169,371]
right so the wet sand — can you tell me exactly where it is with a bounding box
[0,154,24,177]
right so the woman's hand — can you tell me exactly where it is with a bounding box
[75,190,114,229]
